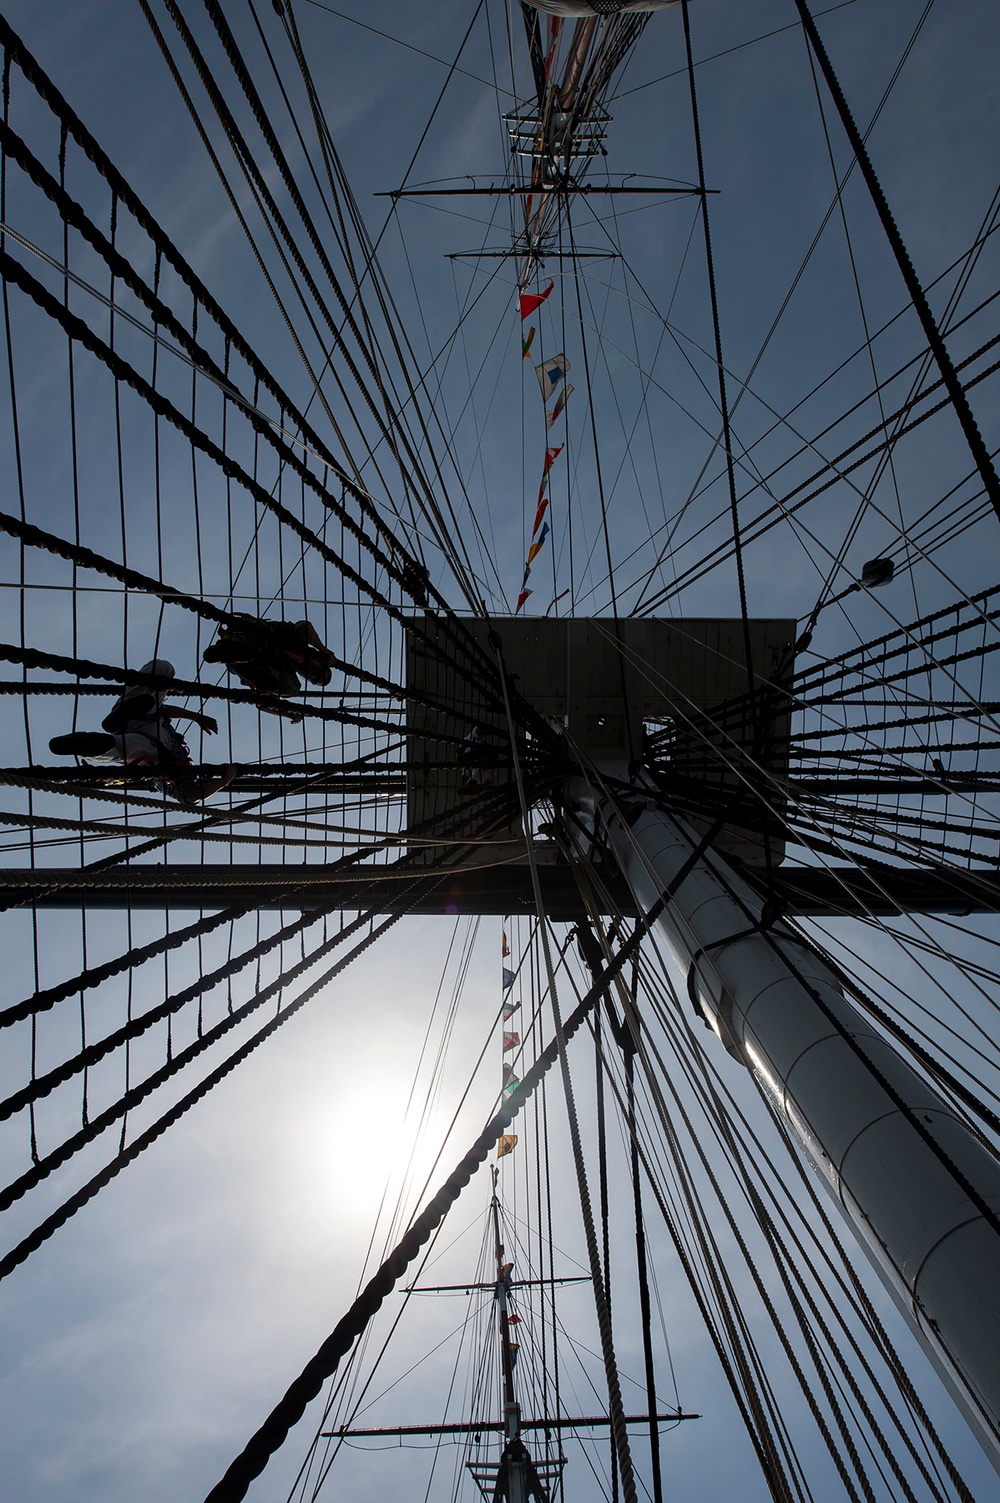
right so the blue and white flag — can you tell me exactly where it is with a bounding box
[534,353,570,402]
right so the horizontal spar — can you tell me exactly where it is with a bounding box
[377,184,710,197]
[322,1413,700,1438]
[406,1275,591,1293]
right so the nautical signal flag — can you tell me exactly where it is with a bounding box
[534,353,570,402]
[521,326,536,360]
[531,446,563,532]
[514,344,567,611]
[503,1031,520,1051]
[546,384,573,430]
[502,930,510,958]
[503,999,520,1019]
[532,490,549,531]
[502,1065,520,1097]
[519,280,554,320]
[509,1343,520,1369]
[502,966,516,991]
[497,1134,518,1159]
[526,522,550,568]
[507,1312,522,1325]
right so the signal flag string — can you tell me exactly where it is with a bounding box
[498,924,520,1160]
[515,279,570,612]
[516,414,568,613]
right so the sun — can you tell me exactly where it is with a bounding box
[315,1072,430,1223]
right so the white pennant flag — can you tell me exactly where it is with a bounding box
[534,353,570,403]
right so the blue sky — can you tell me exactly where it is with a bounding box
[0,3,998,1501]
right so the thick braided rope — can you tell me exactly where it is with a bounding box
[199,0,397,400]
[0,109,387,556]
[0,243,517,718]
[0,506,444,710]
[0,774,529,913]
[0,504,226,621]
[0,902,248,1029]
[0,13,383,530]
[174,0,476,594]
[74,752,526,881]
[0,243,412,611]
[0,758,411,783]
[0,904,332,1123]
[0,43,509,687]
[0,805,331,848]
[0,907,393,1219]
[2,71,513,693]
[0,223,528,710]
[0,10,510,674]
[0,852,481,1208]
[0,765,185,809]
[0,682,181,695]
[0,866,369,893]
[2,4,496,647]
[0,640,414,734]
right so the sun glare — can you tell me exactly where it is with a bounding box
[317,1073,431,1222]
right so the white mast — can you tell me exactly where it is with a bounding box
[573,773,1000,1473]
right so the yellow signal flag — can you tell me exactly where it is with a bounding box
[497,1134,519,1159]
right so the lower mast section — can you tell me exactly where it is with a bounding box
[572,770,1000,1474]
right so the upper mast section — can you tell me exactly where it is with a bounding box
[465,1169,564,1503]
[512,2,680,285]
[385,4,694,280]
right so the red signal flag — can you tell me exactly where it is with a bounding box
[519,280,554,320]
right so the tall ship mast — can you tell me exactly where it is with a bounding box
[0,3,998,1501]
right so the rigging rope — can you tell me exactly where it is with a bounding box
[202,906,662,1503]
[792,0,1000,523]
[0,909,403,1279]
